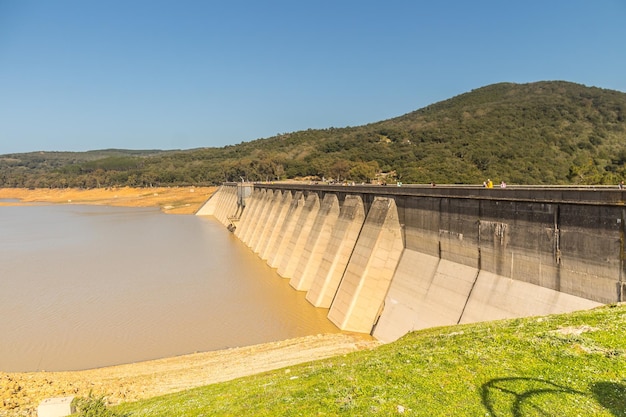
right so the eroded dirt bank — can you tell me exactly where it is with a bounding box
[1,334,379,417]
[0,186,217,215]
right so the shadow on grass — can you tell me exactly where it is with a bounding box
[481,377,587,417]
[590,381,626,416]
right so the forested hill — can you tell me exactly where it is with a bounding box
[2,81,626,188]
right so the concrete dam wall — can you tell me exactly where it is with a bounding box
[196,183,623,342]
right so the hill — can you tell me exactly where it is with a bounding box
[2,81,625,188]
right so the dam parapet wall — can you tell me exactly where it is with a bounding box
[197,183,621,342]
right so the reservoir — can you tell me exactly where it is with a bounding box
[0,204,340,372]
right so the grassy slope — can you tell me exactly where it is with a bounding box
[115,304,626,416]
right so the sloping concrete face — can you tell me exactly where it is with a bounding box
[372,250,479,342]
[290,194,341,291]
[328,197,404,333]
[255,190,283,255]
[306,195,365,308]
[260,191,293,261]
[195,185,222,217]
[268,191,305,269]
[278,193,321,278]
[235,188,263,240]
[196,185,238,227]
[242,188,270,244]
[214,185,237,225]
[371,250,439,342]
[248,190,275,252]
[460,271,602,323]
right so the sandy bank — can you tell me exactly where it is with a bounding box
[0,186,217,215]
[1,333,379,417]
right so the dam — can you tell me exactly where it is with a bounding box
[196,183,623,342]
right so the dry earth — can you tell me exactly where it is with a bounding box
[0,188,380,416]
[0,186,218,215]
[1,334,379,417]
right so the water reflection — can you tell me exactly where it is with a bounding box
[0,205,339,372]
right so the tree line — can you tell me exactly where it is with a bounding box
[2,81,626,188]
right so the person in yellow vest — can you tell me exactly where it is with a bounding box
[487,179,493,188]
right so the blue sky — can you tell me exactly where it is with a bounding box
[1,0,625,154]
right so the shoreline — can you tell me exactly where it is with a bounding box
[0,186,218,215]
[2,334,379,417]
[0,187,380,416]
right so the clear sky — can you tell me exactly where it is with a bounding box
[1,0,625,154]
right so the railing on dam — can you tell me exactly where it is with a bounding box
[197,183,621,343]
[256,182,626,205]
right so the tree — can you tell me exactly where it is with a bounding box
[329,160,351,182]
[348,160,379,182]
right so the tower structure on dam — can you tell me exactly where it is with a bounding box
[196,183,622,342]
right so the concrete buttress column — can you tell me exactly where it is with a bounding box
[277,193,320,278]
[306,195,365,308]
[216,185,237,225]
[233,187,252,237]
[225,185,238,222]
[327,197,404,333]
[213,186,225,223]
[290,193,340,291]
[260,191,293,261]
[268,192,305,269]
[234,188,260,239]
[212,187,227,223]
[240,189,266,245]
[248,190,275,251]
[372,251,477,342]
[254,190,283,254]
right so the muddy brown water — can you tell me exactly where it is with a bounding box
[0,204,340,372]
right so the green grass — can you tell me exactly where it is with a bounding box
[115,304,626,416]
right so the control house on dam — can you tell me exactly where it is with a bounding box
[197,183,624,342]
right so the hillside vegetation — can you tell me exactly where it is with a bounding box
[113,304,626,416]
[2,81,625,188]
